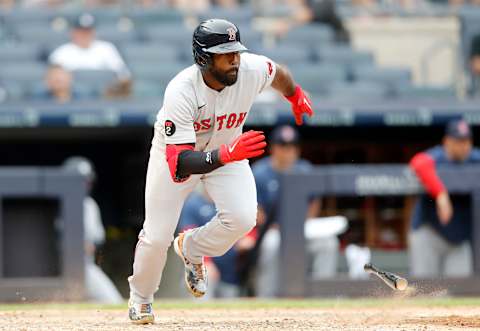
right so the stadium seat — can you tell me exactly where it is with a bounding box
[2,9,53,26]
[236,27,262,48]
[393,85,457,99]
[72,70,118,95]
[198,6,254,24]
[0,44,42,62]
[121,43,180,64]
[315,46,374,67]
[130,62,186,82]
[289,64,347,94]
[141,24,192,45]
[352,66,411,87]
[129,8,184,27]
[0,63,47,84]
[96,25,139,44]
[28,82,99,101]
[326,81,389,100]
[132,80,166,98]
[84,8,124,25]
[279,24,334,46]
[1,82,26,101]
[14,25,69,45]
[255,46,314,65]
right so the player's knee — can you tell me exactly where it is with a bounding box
[140,231,173,250]
[232,208,257,234]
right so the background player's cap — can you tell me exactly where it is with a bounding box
[63,156,96,183]
[72,13,96,30]
[269,125,301,145]
[445,119,472,139]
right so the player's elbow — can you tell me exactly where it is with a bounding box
[409,152,433,173]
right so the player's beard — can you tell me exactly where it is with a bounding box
[210,67,238,86]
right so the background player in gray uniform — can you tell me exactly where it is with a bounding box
[128,18,314,324]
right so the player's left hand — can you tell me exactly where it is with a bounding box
[436,191,453,225]
[285,85,313,125]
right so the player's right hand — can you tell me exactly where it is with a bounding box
[219,130,266,164]
[436,191,453,225]
[285,85,314,125]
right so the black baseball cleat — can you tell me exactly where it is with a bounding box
[128,300,154,324]
[173,232,207,298]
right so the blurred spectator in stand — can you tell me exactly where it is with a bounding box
[253,0,348,43]
[409,119,480,277]
[178,183,248,298]
[30,65,97,103]
[305,0,350,43]
[170,0,238,12]
[0,0,14,10]
[136,0,165,7]
[170,0,210,12]
[63,156,123,303]
[22,0,65,8]
[469,34,480,97]
[251,125,341,297]
[49,13,131,98]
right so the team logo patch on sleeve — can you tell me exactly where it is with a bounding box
[267,61,273,76]
[164,120,176,136]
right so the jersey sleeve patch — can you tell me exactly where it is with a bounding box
[267,61,273,77]
[164,120,176,136]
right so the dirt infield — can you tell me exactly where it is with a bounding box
[1,299,479,331]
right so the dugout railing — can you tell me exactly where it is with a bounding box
[0,167,86,301]
[278,165,480,297]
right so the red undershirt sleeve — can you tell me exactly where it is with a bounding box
[166,144,195,183]
[409,152,446,198]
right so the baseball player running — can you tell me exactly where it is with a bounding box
[128,18,313,324]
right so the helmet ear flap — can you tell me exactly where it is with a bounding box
[193,44,212,68]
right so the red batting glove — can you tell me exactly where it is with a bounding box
[285,85,314,125]
[219,130,266,164]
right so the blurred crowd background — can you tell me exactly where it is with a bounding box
[0,0,479,102]
[0,0,479,302]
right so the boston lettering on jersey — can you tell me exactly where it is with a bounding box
[193,112,247,132]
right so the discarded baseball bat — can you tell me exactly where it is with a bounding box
[364,263,408,291]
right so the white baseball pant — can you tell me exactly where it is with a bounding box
[128,140,257,303]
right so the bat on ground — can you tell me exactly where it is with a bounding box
[364,263,408,291]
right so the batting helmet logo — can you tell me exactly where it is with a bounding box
[226,27,237,41]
